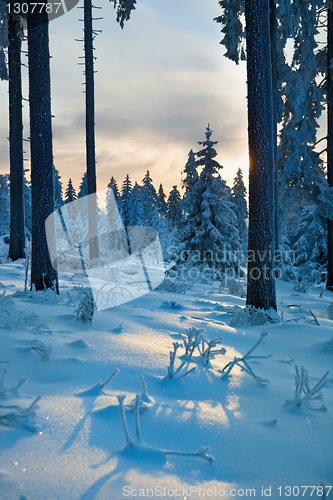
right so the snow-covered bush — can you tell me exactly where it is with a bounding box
[230,305,280,326]
[166,342,196,379]
[74,288,94,323]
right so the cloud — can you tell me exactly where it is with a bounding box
[0,0,249,195]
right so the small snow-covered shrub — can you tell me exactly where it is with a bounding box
[178,327,202,356]
[166,342,196,379]
[178,327,227,365]
[157,279,187,294]
[226,278,245,297]
[221,332,271,387]
[74,287,94,323]
[284,366,329,411]
[230,305,280,326]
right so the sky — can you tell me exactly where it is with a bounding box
[0,0,249,196]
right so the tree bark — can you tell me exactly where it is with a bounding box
[8,10,25,260]
[327,3,333,291]
[28,9,58,291]
[270,0,279,253]
[84,0,99,260]
[245,0,277,311]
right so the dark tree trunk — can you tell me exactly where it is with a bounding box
[8,11,25,261]
[245,0,277,311]
[84,0,99,260]
[327,4,333,291]
[270,0,279,252]
[27,9,58,291]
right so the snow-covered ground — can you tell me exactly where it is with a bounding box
[0,255,332,500]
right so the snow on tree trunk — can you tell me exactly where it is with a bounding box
[8,11,25,260]
[28,9,58,291]
[245,0,277,311]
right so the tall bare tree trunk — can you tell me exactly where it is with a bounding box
[245,0,277,311]
[84,0,99,260]
[327,3,333,291]
[28,9,58,291]
[8,10,25,260]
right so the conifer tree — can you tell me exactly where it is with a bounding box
[0,0,8,80]
[231,167,248,260]
[65,179,77,204]
[54,167,64,209]
[157,183,168,217]
[182,149,198,192]
[293,203,327,283]
[24,170,31,237]
[77,172,88,199]
[167,186,182,225]
[0,174,10,235]
[181,125,240,273]
[120,173,132,227]
[141,170,158,224]
[107,176,120,204]
[127,181,144,226]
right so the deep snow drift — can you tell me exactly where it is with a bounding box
[0,256,332,500]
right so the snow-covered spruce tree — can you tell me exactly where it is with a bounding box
[54,167,64,209]
[24,170,31,237]
[167,185,182,226]
[141,170,159,225]
[293,203,327,283]
[181,149,198,192]
[0,174,10,236]
[244,0,276,310]
[8,9,25,260]
[110,0,137,28]
[28,7,58,292]
[127,181,144,226]
[157,183,168,218]
[0,0,8,80]
[106,175,122,230]
[64,179,77,204]
[181,125,241,276]
[77,172,88,199]
[120,173,132,227]
[107,176,120,205]
[231,167,248,262]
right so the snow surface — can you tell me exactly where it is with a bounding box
[0,253,332,500]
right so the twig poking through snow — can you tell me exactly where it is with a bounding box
[117,395,133,447]
[0,396,41,431]
[221,332,271,387]
[27,344,52,360]
[77,368,120,396]
[284,366,329,411]
[117,394,214,462]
